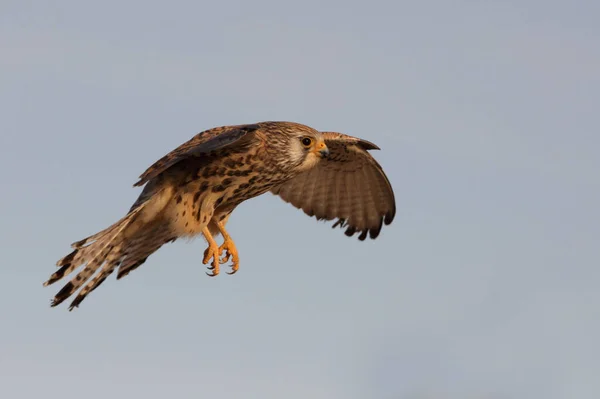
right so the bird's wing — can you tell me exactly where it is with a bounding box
[134,123,260,187]
[271,132,396,240]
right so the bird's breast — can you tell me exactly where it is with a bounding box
[167,146,291,236]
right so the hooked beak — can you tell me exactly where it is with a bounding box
[316,142,330,158]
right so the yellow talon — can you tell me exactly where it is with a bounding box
[202,227,220,277]
[216,221,240,275]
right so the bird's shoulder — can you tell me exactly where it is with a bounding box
[134,123,262,187]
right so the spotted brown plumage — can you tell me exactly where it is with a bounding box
[44,121,396,310]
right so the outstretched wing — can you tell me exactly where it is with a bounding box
[271,132,396,240]
[134,123,260,187]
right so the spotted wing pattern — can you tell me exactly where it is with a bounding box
[271,132,396,240]
[134,123,259,187]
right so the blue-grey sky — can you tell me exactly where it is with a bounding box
[1,1,599,398]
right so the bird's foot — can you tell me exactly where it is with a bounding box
[219,238,240,275]
[203,242,220,277]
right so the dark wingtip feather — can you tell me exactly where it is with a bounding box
[344,226,356,237]
[357,139,380,151]
[369,221,383,239]
[384,210,395,225]
[358,229,368,241]
[332,219,346,229]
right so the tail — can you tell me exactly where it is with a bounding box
[44,201,175,311]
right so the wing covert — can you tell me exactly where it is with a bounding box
[134,123,259,186]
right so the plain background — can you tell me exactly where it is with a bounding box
[1,1,599,398]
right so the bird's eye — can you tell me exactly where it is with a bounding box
[301,137,313,147]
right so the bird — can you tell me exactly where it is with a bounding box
[44,121,396,310]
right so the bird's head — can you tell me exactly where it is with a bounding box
[289,133,329,171]
[267,122,329,171]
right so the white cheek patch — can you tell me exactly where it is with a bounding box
[288,141,306,165]
[299,152,321,171]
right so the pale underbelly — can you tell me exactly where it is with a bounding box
[166,180,279,238]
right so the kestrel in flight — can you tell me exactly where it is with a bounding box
[45,121,396,310]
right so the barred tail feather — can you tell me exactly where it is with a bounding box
[44,204,147,310]
[68,224,175,309]
[70,224,119,249]
[68,247,124,310]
